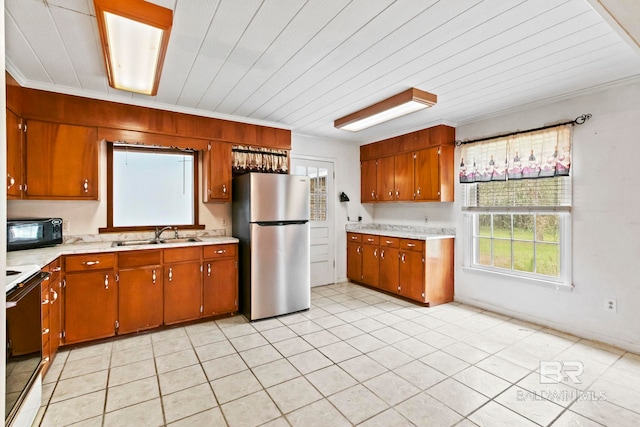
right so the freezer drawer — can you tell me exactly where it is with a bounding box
[248,222,310,320]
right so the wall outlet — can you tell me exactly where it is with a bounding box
[604,298,617,313]
[221,218,227,226]
[62,220,70,233]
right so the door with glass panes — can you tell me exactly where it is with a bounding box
[291,158,335,286]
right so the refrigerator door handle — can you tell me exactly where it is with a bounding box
[255,220,309,226]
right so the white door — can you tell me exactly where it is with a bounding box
[291,158,335,287]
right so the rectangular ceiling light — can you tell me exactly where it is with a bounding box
[94,0,173,96]
[334,88,437,132]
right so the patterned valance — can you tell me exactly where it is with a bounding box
[232,145,289,175]
[459,124,572,184]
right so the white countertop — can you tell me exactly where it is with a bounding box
[348,228,455,240]
[6,237,239,269]
[345,223,456,241]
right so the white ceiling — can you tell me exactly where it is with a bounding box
[5,0,640,144]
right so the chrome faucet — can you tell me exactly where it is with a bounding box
[155,226,173,240]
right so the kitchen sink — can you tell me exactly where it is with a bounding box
[111,239,159,247]
[159,237,202,244]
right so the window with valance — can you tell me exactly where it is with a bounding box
[460,124,574,289]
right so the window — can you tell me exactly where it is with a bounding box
[460,125,572,288]
[294,165,328,222]
[103,143,201,231]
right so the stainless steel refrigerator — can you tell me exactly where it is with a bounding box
[232,173,310,321]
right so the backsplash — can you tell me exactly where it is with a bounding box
[63,229,227,244]
[345,223,456,235]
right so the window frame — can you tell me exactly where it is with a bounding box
[464,210,572,290]
[100,142,205,233]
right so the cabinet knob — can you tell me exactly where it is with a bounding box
[401,253,406,263]
[396,190,399,197]
[42,328,50,335]
[7,174,15,189]
[50,289,58,302]
[215,249,226,254]
[222,184,227,194]
[82,260,100,266]
[356,246,361,254]
[207,263,211,277]
[83,179,89,193]
[371,191,375,198]
[407,243,416,247]
[416,187,421,196]
[388,190,392,196]
[42,298,49,305]
[104,274,109,290]
[152,270,157,284]
[374,249,378,258]
[380,249,385,260]
[168,267,173,282]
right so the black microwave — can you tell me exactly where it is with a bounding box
[7,218,63,251]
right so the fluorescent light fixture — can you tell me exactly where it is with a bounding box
[94,0,173,96]
[334,88,437,132]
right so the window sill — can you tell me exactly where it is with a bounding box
[462,266,574,292]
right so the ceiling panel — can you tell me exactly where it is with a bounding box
[4,0,640,144]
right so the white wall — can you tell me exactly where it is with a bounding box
[371,78,640,352]
[291,133,368,282]
[7,141,231,236]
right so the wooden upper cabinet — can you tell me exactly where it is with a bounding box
[6,109,23,199]
[361,159,377,202]
[205,141,232,202]
[394,152,414,201]
[377,156,395,202]
[414,146,454,202]
[24,121,98,199]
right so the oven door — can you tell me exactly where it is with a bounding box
[5,271,48,425]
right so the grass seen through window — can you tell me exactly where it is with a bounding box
[475,213,560,277]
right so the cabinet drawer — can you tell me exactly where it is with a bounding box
[362,234,379,245]
[347,233,362,243]
[119,250,162,268]
[163,246,201,263]
[65,253,115,272]
[203,244,237,259]
[380,237,400,248]
[47,258,61,273]
[400,239,424,252]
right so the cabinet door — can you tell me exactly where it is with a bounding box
[379,247,399,293]
[206,141,232,202]
[203,258,238,316]
[361,245,380,287]
[64,271,117,344]
[163,262,202,324]
[25,121,98,199]
[394,152,414,201]
[346,242,362,282]
[376,156,395,202]
[414,147,440,201]
[119,267,163,334]
[360,159,377,202]
[48,266,62,362]
[398,250,425,302]
[6,110,23,199]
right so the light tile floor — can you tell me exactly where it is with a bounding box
[35,282,640,426]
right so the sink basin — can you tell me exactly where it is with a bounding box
[159,237,202,244]
[111,239,159,247]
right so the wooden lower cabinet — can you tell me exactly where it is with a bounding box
[163,261,202,325]
[398,249,425,301]
[119,267,163,334]
[42,258,62,375]
[59,244,238,347]
[64,270,118,344]
[203,258,238,316]
[379,246,399,293]
[118,250,163,334]
[346,241,362,282]
[346,232,453,306]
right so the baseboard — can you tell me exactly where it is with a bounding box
[454,296,640,354]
